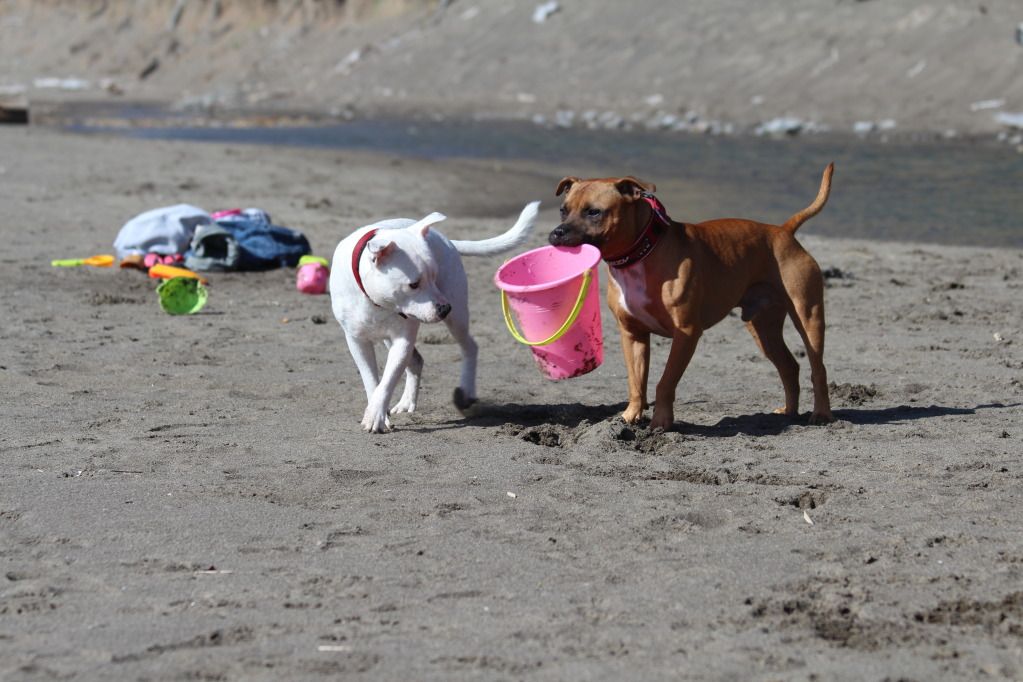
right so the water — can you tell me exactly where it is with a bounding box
[57,104,1023,248]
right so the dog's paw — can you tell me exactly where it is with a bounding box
[649,407,675,431]
[453,387,477,414]
[808,410,835,425]
[361,407,392,433]
[649,417,674,431]
[621,403,645,424]
[390,396,417,415]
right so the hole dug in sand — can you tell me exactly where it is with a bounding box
[776,489,829,510]
[828,382,880,406]
[519,425,563,448]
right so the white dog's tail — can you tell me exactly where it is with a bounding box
[449,201,540,256]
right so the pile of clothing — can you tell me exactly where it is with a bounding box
[113,204,311,271]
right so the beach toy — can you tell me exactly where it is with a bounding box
[143,253,184,269]
[119,254,147,270]
[156,276,208,315]
[51,254,115,268]
[210,208,243,220]
[148,263,209,285]
[494,244,603,380]
[296,255,329,295]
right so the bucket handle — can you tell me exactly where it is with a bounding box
[500,268,593,347]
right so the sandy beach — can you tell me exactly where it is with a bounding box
[1,126,1022,679]
[4,1,1023,679]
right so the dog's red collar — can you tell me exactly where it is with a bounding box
[603,194,673,269]
[351,228,380,304]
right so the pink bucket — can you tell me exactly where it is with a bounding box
[494,244,603,380]
[296,255,329,295]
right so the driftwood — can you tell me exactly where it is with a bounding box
[168,0,188,31]
[0,95,29,125]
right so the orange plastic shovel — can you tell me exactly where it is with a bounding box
[147,263,209,285]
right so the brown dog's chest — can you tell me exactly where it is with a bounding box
[608,262,676,336]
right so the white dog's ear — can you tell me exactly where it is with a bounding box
[368,239,396,264]
[410,211,447,237]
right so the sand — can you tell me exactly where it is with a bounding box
[1,127,1022,679]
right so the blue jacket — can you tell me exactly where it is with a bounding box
[186,210,311,271]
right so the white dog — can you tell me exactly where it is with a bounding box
[330,202,539,433]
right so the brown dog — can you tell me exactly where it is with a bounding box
[548,164,835,430]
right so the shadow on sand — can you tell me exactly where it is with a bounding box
[416,401,1019,438]
[686,403,1015,438]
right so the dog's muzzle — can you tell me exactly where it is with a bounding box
[548,224,572,246]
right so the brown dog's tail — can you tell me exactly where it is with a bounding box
[781,163,834,233]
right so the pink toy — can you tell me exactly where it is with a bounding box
[296,255,330,294]
[143,253,184,268]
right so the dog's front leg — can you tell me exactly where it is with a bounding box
[619,327,651,424]
[389,346,423,415]
[345,334,380,403]
[364,336,415,433]
[650,328,701,431]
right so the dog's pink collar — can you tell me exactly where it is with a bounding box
[604,194,673,269]
[351,228,379,304]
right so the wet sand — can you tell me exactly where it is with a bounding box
[2,128,1023,680]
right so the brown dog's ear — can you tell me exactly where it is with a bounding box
[555,176,580,197]
[615,176,656,200]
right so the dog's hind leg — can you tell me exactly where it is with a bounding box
[744,305,800,416]
[443,306,478,412]
[779,264,833,424]
[389,346,423,415]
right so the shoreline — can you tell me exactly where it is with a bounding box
[22,110,1023,250]
[27,97,1023,151]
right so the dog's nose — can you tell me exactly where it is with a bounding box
[548,225,567,245]
[437,303,452,320]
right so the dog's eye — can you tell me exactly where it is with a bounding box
[409,280,420,290]
[559,205,568,217]
[587,208,602,218]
